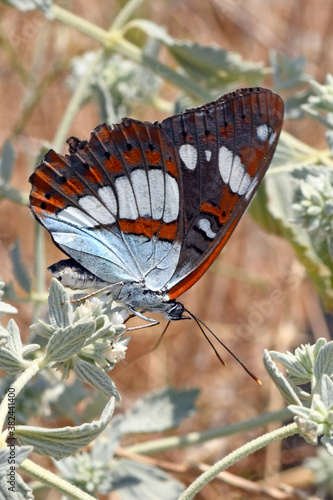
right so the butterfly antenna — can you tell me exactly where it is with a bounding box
[184,309,262,385]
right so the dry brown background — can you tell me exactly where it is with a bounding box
[1,1,333,499]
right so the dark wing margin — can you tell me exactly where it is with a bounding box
[159,87,284,299]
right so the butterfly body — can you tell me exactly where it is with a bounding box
[30,87,284,320]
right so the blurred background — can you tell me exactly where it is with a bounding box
[1,1,333,498]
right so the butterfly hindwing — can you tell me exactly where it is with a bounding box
[159,87,284,298]
[30,120,184,290]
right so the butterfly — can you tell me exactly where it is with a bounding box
[29,87,284,324]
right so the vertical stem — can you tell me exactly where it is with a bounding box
[0,360,41,431]
[51,49,105,152]
[35,222,45,297]
[111,0,145,30]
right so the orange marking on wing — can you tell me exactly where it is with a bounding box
[31,170,53,189]
[105,155,123,173]
[168,217,239,300]
[159,222,178,240]
[84,165,103,184]
[146,150,161,165]
[202,133,216,146]
[44,151,70,174]
[200,188,238,224]
[94,125,110,143]
[124,148,142,164]
[32,191,67,210]
[119,218,177,240]
[48,194,68,209]
[165,159,178,177]
[219,123,235,139]
[61,177,85,196]
[31,195,67,216]
[239,145,266,178]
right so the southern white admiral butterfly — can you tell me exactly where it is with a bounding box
[29,87,283,324]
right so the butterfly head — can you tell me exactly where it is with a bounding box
[164,301,190,321]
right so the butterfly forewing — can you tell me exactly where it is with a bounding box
[160,87,284,298]
[29,120,184,289]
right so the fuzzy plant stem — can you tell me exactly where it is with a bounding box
[177,422,299,500]
[0,359,42,431]
[19,458,96,500]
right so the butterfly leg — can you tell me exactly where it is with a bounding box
[117,321,171,369]
[125,305,160,327]
[69,282,125,304]
[111,309,159,345]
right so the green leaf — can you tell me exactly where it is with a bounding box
[254,154,333,308]
[0,320,38,375]
[319,375,333,409]
[46,319,96,362]
[269,350,312,384]
[0,446,33,474]
[129,19,267,89]
[0,446,34,499]
[0,301,17,317]
[15,397,115,460]
[121,386,199,434]
[0,475,34,500]
[168,42,266,87]
[270,51,309,92]
[100,459,184,499]
[288,405,311,420]
[5,317,23,356]
[263,350,302,405]
[0,280,17,318]
[48,279,73,329]
[314,342,333,392]
[284,90,313,120]
[73,357,121,400]
[9,240,32,294]
[301,75,333,129]
[0,140,16,183]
